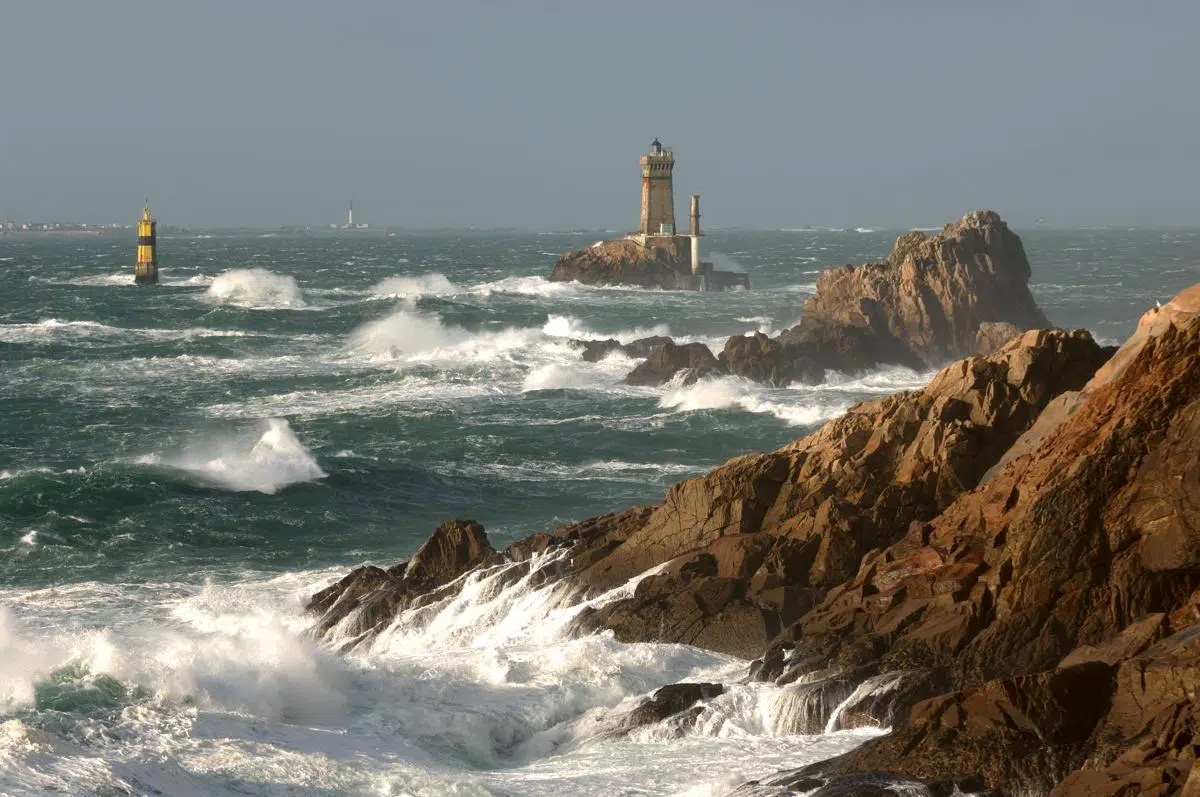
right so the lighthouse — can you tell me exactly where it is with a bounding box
[134,201,158,285]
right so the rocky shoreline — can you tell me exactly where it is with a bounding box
[568,211,1053,389]
[307,223,1200,794]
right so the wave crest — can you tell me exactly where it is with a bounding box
[205,269,306,308]
[137,419,325,494]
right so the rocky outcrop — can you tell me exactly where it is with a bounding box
[623,340,723,386]
[757,286,1200,794]
[785,211,1049,368]
[714,211,1051,387]
[612,682,725,737]
[569,328,1111,657]
[720,332,825,387]
[550,237,693,290]
[307,519,498,644]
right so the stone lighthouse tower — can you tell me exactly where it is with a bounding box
[134,200,158,285]
[639,139,676,236]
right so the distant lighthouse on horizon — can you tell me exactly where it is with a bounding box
[134,200,158,285]
[347,201,354,228]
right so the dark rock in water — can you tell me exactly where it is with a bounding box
[305,519,499,644]
[571,338,622,362]
[623,340,722,386]
[721,332,824,386]
[621,335,674,359]
[620,682,724,732]
[735,768,991,797]
[570,335,675,363]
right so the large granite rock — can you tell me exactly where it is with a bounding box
[715,211,1050,386]
[550,237,692,290]
[763,285,1200,794]
[783,210,1049,368]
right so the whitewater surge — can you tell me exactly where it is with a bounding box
[204,268,306,308]
[370,272,459,298]
[136,418,326,494]
[0,561,882,797]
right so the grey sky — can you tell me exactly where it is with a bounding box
[2,1,1198,229]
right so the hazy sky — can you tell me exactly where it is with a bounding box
[2,1,1198,228]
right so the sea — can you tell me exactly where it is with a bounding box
[1,226,1197,796]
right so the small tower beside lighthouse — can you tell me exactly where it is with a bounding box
[639,139,676,236]
[134,201,158,285]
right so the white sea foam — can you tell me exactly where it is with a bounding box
[370,272,459,298]
[659,375,849,427]
[0,565,882,796]
[204,268,306,308]
[542,314,671,343]
[136,419,325,494]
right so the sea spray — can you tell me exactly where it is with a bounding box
[136,418,326,494]
[204,268,306,308]
[370,273,459,298]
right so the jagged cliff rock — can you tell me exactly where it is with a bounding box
[307,519,498,644]
[765,285,1200,794]
[720,332,825,387]
[549,237,693,290]
[708,211,1049,387]
[570,328,1110,657]
[783,210,1049,368]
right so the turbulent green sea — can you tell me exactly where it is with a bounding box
[0,227,1196,795]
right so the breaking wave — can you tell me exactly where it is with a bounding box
[135,418,326,494]
[370,273,459,298]
[204,268,306,308]
[659,375,850,427]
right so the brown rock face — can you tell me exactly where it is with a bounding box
[788,211,1049,368]
[571,328,1109,657]
[776,286,1200,794]
[623,340,723,386]
[306,519,498,645]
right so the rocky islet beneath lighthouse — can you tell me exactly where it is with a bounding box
[549,139,750,291]
[569,208,1053,389]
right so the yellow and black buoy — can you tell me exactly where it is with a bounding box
[134,200,158,285]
